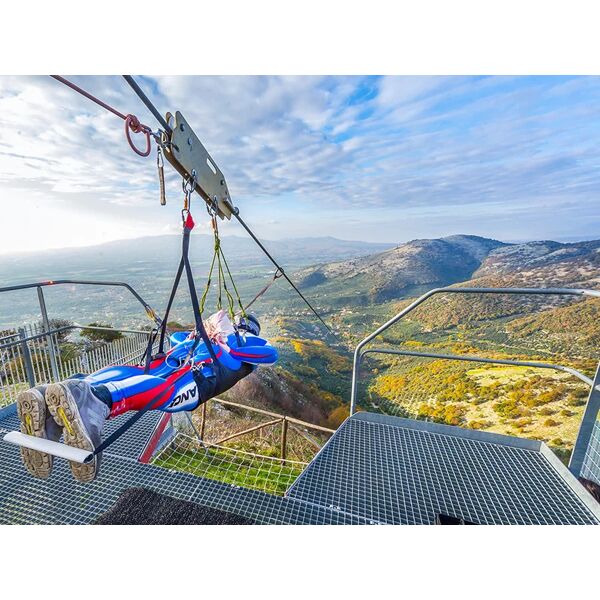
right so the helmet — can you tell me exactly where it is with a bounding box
[237,313,261,336]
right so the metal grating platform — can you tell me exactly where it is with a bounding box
[286,413,600,525]
[2,406,599,524]
[0,405,368,525]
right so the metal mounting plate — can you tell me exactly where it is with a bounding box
[163,111,232,219]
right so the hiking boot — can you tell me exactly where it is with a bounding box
[16,385,62,479]
[45,380,109,483]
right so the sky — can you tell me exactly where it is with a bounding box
[0,75,599,254]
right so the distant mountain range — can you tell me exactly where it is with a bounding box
[1,232,598,328]
[296,235,600,306]
[0,235,394,327]
[0,235,394,286]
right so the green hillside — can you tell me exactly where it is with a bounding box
[2,233,598,462]
[272,236,600,461]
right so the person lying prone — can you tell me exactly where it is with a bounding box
[15,312,277,483]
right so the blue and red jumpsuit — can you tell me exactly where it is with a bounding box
[80,331,278,417]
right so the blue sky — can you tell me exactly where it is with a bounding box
[0,75,599,252]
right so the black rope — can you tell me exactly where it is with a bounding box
[181,223,220,367]
[141,328,158,373]
[241,269,283,314]
[123,75,172,134]
[157,219,219,364]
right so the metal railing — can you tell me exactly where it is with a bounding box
[0,280,161,327]
[0,323,154,408]
[153,398,336,495]
[0,280,161,408]
[195,397,335,461]
[349,286,600,478]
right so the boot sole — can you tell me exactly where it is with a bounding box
[45,383,98,483]
[16,388,53,479]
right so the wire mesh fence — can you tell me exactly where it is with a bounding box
[153,433,307,496]
[0,323,152,408]
[355,346,598,470]
[150,399,335,496]
[191,399,333,462]
[58,331,152,379]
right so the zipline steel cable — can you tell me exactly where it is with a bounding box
[120,74,333,334]
[49,74,333,334]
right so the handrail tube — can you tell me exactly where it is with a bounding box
[0,280,161,326]
[212,397,335,433]
[360,348,596,388]
[350,286,600,414]
[72,324,153,336]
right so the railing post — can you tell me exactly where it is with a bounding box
[569,362,600,478]
[199,401,207,440]
[37,286,60,381]
[184,411,206,448]
[281,416,288,462]
[350,349,362,415]
[18,328,36,388]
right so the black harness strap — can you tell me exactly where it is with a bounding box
[157,257,184,355]
[181,218,219,367]
[89,210,221,457]
[89,369,191,459]
[156,215,219,367]
[141,328,159,373]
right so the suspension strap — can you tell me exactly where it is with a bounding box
[200,205,245,320]
[141,327,159,373]
[182,213,220,366]
[157,177,220,369]
[158,257,184,355]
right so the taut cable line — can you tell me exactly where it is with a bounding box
[49,74,334,335]
[119,75,335,334]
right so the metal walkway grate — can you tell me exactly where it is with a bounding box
[287,413,600,525]
[0,406,368,525]
[2,407,598,524]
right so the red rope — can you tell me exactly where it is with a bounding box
[50,75,153,157]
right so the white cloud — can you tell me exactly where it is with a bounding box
[0,75,599,253]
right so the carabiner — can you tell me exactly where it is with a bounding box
[157,146,166,206]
